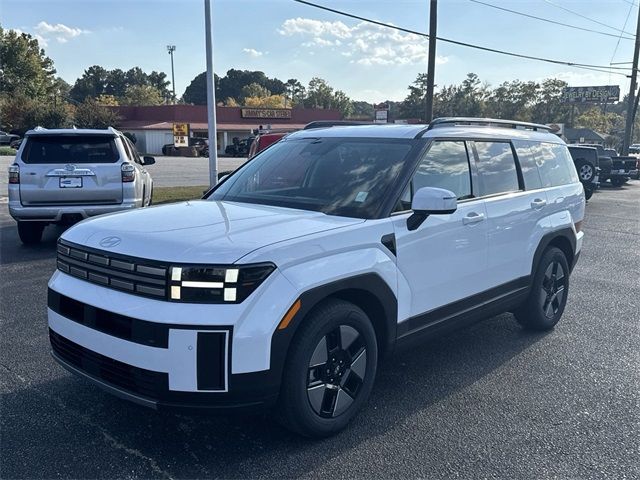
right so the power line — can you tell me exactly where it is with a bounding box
[469,0,634,40]
[610,1,635,63]
[542,0,635,36]
[291,0,632,76]
[621,0,638,8]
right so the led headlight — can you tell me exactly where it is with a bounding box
[169,263,275,303]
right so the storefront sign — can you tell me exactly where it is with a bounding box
[562,85,620,103]
[173,123,190,147]
[240,108,292,119]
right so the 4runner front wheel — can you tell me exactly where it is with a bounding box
[17,221,45,245]
[276,299,378,438]
[515,247,569,331]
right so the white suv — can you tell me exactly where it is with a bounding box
[47,118,585,437]
[8,127,154,244]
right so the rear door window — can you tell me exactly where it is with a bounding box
[513,140,543,190]
[22,135,120,164]
[473,141,520,196]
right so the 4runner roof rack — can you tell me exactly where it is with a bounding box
[426,117,553,132]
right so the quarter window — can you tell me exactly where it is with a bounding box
[474,141,520,196]
[532,143,579,187]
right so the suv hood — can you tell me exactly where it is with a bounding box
[62,200,364,264]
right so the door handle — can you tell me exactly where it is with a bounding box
[463,212,485,225]
[531,198,547,209]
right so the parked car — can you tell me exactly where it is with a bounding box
[8,127,154,244]
[0,130,20,146]
[247,132,287,159]
[161,138,208,156]
[47,118,584,437]
[580,144,636,186]
[224,137,253,157]
[568,145,599,200]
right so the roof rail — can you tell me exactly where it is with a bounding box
[303,120,373,130]
[426,117,553,132]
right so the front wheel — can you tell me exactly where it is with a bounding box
[17,221,45,245]
[276,299,378,437]
[576,161,596,182]
[515,247,570,331]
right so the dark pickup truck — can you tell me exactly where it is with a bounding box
[568,145,599,200]
[580,144,638,187]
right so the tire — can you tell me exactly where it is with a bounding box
[584,185,594,200]
[276,299,378,438]
[17,222,45,245]
[576,160,596,182]
[515,247,570,331]
[610,177,625,187]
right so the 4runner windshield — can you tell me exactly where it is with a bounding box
[210,137,414,218]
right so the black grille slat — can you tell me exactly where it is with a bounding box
[50,330,169,398]
[48,289,169,348]
[56,240,167,299]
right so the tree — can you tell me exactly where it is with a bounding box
[74,98,121,128]
[0,26,56,98]
[121,85,164,106]
[332,90,353,117]
[241,82,270,100]
[285,78,305,106]
[399,74,429,119]
[182,72,220,105]
[0,93,70,132]
[244,95,286,108]
[305,77,335,108]
[96,94,119,106]
[70,65,109,102]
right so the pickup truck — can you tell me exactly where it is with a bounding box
[580,144,637,187]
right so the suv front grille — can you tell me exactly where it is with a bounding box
[56,240,168,299]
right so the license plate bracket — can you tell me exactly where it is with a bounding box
[59,177,83,188]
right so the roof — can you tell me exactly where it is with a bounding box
[287,123,564,142]
[26,127,120,136]
[565,127,605,142]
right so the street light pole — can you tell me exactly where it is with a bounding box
[622,6,640,155]
[425,0,438,122]
[167,45,176,103]
[204,0,218,187]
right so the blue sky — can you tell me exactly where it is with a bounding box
[3,0,637,102]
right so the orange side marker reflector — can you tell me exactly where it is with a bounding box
[278,299,301,330]
[575,220,583,233]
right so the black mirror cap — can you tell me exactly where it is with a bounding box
[142,156,156,165]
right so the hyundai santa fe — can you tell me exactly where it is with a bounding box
[47,118,585,437]
[8,127,154,244]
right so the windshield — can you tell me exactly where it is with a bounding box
[22,135,120,164]
[210,137,415,218]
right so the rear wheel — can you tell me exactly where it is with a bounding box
[276,299,378,437]
[17,221,45,245]
[610,177,626,187]
[515,247,570,331]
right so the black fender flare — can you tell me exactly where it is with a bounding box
[531,228,577,277]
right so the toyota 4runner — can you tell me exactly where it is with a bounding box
[8,127,155,244]
[47,118,585,437]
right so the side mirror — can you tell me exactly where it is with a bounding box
[142,156,155,166]
[407,187,457,231]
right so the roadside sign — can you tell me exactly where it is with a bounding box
[374,110,388,124]
[562,86,620,103]
[173,123,190,147]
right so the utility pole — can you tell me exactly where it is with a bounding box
[204,0,218,187]
[425,0,438,122]
[622,6,640,155]
[167,45,176,103]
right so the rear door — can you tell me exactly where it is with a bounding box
[472,140,545,286]
[18,134,123,206]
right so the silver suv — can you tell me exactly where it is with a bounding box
[8,127,154,244]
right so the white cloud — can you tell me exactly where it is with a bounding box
[242,48,265,57]
[279,17,448,67]
[34,21,89,44]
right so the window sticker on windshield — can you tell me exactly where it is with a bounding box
[355,191,369,203]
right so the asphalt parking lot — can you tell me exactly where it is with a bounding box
[1,182,638,479]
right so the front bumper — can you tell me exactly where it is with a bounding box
[9,201,139,222]
[47,267,298,410]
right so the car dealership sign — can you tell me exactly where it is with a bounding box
[562,85,620,103]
